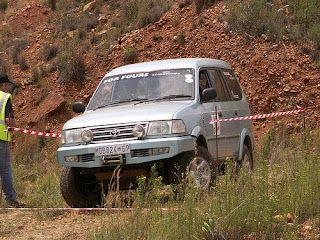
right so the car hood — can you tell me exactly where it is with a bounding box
[63,101,192,130]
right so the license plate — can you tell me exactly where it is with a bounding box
[95,144,130,156]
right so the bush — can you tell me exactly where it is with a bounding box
[176,31,186,45]
[43,44,58,61]
[0,0,8,12]
[227,0,287,41]
[309,24,320,51]
[48,0,56,10]
[0,56,7,73]
[57,50,86,83]
[123,46,138,64]
[195,0,215,14]
[120,0,172,31]
[18,53,28,70]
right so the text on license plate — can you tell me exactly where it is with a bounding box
[95,144,130,156]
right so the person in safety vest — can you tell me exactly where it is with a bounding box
[0,73,23,207]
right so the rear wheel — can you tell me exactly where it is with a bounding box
[169,146,216,190]
[60,167,102,207]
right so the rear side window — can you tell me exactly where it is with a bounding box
[222,69,243,101]
[207,69,228,102]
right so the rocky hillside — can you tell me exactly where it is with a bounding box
[0,0,319,141]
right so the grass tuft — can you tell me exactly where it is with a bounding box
[0,0,8,12]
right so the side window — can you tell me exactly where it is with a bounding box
[198,70,212,101]
[222,69,243,101]
[207,69,228,102]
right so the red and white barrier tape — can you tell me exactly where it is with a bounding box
[210,107,304,124]
[1,207,178,211]
[3,108,304,138]
[5,127,61,138]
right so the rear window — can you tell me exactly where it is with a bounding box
[222,70,243,101]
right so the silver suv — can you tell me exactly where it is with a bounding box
[57,58,254,207]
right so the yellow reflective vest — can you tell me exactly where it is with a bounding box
[0,91,12,142]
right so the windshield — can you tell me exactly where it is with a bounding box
[87,69,195,110]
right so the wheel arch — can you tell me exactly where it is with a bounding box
[191,126,208,149]
[238,129,254,161]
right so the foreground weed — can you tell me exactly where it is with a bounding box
[88,128,320,239]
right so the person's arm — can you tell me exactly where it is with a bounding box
[5,117,17,127]
[5,98,17,127]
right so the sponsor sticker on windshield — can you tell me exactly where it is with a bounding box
[185,74,193,83]
[103,73,149,83]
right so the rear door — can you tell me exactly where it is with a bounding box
[199,69,226,159]
[219,69,251,157]
[206,69,236,158]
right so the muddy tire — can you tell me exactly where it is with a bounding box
[169,146,216,190]
[60,167,101,207]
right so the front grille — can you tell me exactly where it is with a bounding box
[131,149,150,158]
[80,154,95,162]
[89,122,148,143]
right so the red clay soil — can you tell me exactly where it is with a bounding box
[1,1,319,143]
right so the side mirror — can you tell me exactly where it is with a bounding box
[202,88,217,102]
[72,102,85,113]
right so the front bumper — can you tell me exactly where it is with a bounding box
[57,136,196,168]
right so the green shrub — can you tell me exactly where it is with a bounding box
[195,0,215,14]
[227,0,287,41]
[291,0,320,33]
[0,56,7,73]
[43,44,58,61]
[12,47,20,65]
[309,24,320,51]
[120,0,172,32]
[57,49,86,83]
[176,31,186,45]
[179,0,193,9]
[0,0,8,12]
[48,0,56,10]
[123,46,138,64]
[17,53,28,70]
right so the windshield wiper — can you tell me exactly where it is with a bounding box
[94,98,149,110]
[152,94,192,101]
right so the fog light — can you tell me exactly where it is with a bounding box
[81,129,93,143]
[133,124,146,139]
[150,147,170,156]
[65,155,79,162]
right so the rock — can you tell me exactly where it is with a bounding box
[28,92,67,125]
[97,30,107,36]
[67,31,76,38]
[286,213,294,223]
[98,15,108,24]
[83,1,96,12]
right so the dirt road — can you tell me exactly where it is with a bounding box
[0,210,122,240]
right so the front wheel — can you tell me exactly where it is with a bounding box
[236,145,253,174]
[60,167,102,207]
[169,146,216,190]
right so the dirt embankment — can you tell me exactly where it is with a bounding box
[1,1,318,140]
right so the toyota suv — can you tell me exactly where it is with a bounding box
[57,58,254,207]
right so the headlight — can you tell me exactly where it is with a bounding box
[81,129,93,143]
[62,129,84,144]
[147,120,186,136]
[172,120,186,134]
[148,121,171,135]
